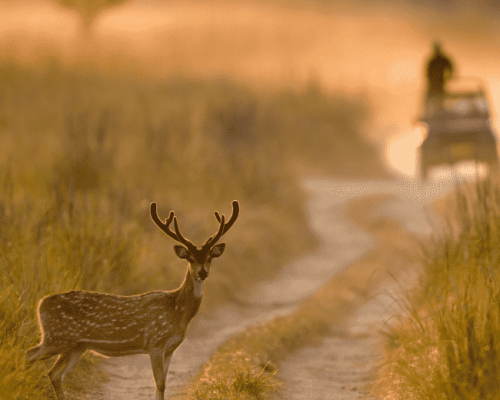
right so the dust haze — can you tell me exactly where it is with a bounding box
[1,0,499,176]
[5,2,500,398]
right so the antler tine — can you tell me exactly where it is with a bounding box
[173,217,196,250]
[221,200,239,234]
[213,200,239,234]
[204,200,239,249]
[150,202,176,238]
[150,202,191,247]
[203,214,225,249]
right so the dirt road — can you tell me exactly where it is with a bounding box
[276,178,461,400]
[75,178,454,400]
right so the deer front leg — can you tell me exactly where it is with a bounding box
[150,349,166,400]
[163,353,172,383]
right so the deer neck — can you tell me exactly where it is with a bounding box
[175,269,203,328]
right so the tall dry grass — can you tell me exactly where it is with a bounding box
[378,177,500,400]
[0,59,385,399]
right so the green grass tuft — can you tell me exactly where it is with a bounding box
[232,365,278,398]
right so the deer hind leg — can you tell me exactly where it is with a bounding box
[48,347,85,400]
[26,345,44,363]
[25,343,62,365]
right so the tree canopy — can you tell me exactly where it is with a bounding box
[55,0,130,33]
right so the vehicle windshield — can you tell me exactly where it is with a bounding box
[423,90,491,120]
[442,92,490,117]
[422,77,492,120]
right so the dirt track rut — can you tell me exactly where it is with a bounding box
[277,178,451,399]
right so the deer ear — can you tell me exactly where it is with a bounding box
[174,245,190,260]
[209,243,225,258]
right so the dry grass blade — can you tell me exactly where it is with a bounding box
[378,176,500,400]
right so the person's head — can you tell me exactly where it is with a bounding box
[433,41,442,54]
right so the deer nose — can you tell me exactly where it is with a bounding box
[198,269,208,280]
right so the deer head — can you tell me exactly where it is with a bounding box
[150,201,239,282]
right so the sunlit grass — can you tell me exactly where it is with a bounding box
[378,177,500,400]
[192,360,279,400]
[0,59,385,399]
[0,175,138,399]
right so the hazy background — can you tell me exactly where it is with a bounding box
[1,0,500,177]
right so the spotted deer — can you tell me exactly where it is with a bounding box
[26,200,239,400]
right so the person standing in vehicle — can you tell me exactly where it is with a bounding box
[426,41,454,96]
[425,41,454,114]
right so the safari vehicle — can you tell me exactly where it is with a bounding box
[418,78,499,179]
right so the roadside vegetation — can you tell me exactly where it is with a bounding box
[377,177,500,400]
[0,59,385,399]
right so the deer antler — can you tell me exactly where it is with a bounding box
[151,201,239,252]
[172,216,197,250]
[150,203,196,251]
[214,200,240,234]
[203,200,239,249]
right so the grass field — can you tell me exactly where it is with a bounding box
[0,58,386,399]
[377,177,500,400]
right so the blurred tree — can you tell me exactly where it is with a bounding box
[54,0,130,36]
